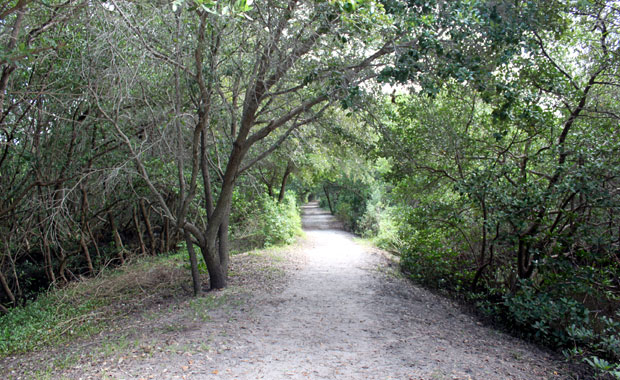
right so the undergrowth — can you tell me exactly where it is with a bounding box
[0,253,187,356]
[0,292,104,355]
[0,194,303,358]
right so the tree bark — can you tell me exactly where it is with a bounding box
[40,228,56,284]
[0,268,15,305]
[517,238,534,279]
[185,232,202,296]
[278,161,293,203]
[107,212,125,265]
[86,222,101,260]
[198,141,248,289]
[201,242,227,289]
[323,186,334,214]
[218,205,230,277]
[79,234,94,275]
[139,199,156,254]
[79,186,94,275]
[133,206,147,256]
[162,217,170,253]
[56,250,69,284]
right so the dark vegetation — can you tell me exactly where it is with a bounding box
[1,0,619,377]
[320,2,620,374]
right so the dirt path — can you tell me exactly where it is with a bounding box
[3,202,581,379]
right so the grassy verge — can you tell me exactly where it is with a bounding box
[0,253,188,356]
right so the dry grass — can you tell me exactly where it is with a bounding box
[0,240,307,379]
[61,254,191,314]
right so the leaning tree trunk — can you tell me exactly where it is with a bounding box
[200,162,240,289]
[184,232,202,296]
[107,212,125,265]
[0,268,15,306]
[79,234,94,275]
[80,186,94,275]
[323,186,334,214]
[278,161,293,203]
[218,205,230,277]
[517,238,535,279]
[133,207,147,256]
[139,199,156,254]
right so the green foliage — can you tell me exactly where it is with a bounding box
[331,2,620,376]
[504,281,591,348]
[0,291,104,355]
[228,187,302,252]
[1,2,619,378]
[562,309,620,379]
[0,253,187,356]
[583,356,620,379]
[259,192,302,247]
[400,227,472,291]
[357,188,400,251]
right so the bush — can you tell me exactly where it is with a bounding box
[229,188,302,250]
[504,281,591,348]
[400,227,473,291]
[334,201,355,230]
[259,191,302,247]
[503,279,620,378]
[0,289,103,355]
[357,189,400,251]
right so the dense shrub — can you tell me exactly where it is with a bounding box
[357,189,400,251]
[259,192,302,247]
[400,228,473,291]
[0,288,103,354]
[327,172,620,378]
[229,189,301,250]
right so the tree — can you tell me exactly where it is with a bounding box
[362,0,620,361]
[0,0,95,304]
[88,0,395,290]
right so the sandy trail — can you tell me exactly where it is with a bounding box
[183,203,572,379]
[3,202,579,379]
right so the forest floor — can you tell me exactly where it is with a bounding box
[0,202,588,380]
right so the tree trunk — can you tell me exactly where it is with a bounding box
[517,238,534,279]
[107,212,125,265]
[198,142,247,290]
[79,234,94,275]
[162,217,170,253]
[0,268,15,305]
[139,199,156,254]
[185,233,202,296]
[201,242,227,289]
[267,181,274,198]
[133,207,147,256]
[218,206,230,277]
[323,186,334,214]
[4,245,23,300]
[41,232,56,284]
[79,186,94,275]
[56,250,69,284]
[86,222,101,260]
[278,161,293,203]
